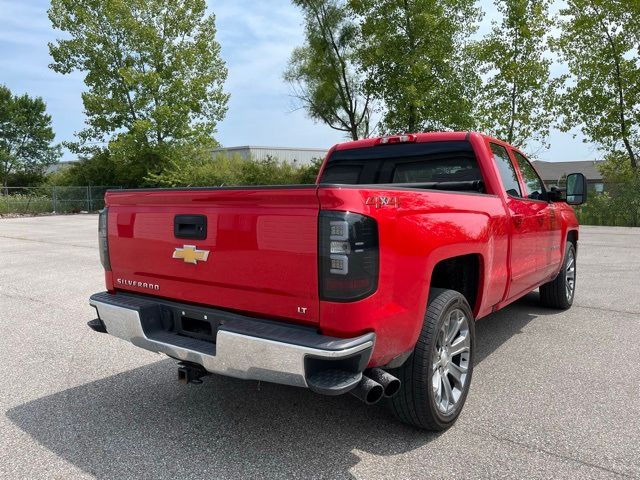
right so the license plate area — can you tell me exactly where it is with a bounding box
[177,314,216,342]
[144,304,220,344]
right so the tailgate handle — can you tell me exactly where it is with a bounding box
[174,215,207,240]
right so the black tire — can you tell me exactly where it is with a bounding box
[388,288,475,430]
[540,242,576,310]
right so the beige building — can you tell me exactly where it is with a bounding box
[532,160,604,193]
[212,146,327,166]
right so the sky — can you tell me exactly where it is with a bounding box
[0,0,598,163]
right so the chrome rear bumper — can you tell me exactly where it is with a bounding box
[89,292,374,392]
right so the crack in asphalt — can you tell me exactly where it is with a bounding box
[0,234,96,249]
[462,427,635,478]
[581,232,640,237]
[579,243,640,250]
[574,303,640,316]
[0,290,72,312]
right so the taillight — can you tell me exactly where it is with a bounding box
[319,211,379,301]
[98,208,111,271]
[376,134,417,145]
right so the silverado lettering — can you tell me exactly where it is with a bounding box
[116,278,160,290]
[89,132,587,430]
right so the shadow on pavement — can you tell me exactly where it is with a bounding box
[7,292,558,479]
[474,291,553,365]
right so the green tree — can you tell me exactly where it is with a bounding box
[285,0,372,140]
[0,85,61,191]
[576,151,640,226]
[475,0,559,149]
[597,151,640,225]
[349,0,481,134]
[146,153,322,187]
[554,0,640,170]
[48,0,229,181]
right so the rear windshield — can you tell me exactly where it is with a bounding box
[320,140,485,193]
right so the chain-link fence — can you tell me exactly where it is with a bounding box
[0,186,123,215]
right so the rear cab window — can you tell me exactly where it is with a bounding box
[319,141,487,193]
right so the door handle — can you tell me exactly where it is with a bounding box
[174,214,207,240]
[512,214,524,228]
[536,212,545,226]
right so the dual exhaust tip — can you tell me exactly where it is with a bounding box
[349,368,401,405]
[176,360,400,406]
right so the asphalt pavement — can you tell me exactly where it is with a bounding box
[0,215,639,479]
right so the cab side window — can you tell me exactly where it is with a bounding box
[513,151,546,200]
[490,143,522,198]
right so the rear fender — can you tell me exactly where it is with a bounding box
[317,187,507,366]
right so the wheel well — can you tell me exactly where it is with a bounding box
[430,254,480,312]
[567,230,578,252]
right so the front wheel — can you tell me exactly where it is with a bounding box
[389,288,475,430]
[540,242,576,310]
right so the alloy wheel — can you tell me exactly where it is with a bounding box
[431,308,471,414]
[566,249,576,301]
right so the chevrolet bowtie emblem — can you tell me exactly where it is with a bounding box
[172,245,210,265]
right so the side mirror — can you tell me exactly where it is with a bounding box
[566,173,587,205]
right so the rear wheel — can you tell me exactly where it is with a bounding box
[389,288,475,430]
[540,242,576,310]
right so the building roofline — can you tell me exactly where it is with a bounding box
[212,146,328,152]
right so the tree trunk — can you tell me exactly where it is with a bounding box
[408,105,417,134]
[622,137,638,170]
[508,28,520,145]
[508,81,517,144]
[350,125,358,141]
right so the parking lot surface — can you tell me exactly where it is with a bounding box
[1,215,639,479]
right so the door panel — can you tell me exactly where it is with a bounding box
[543,203,563,276]
[488,142,550,299]
[506,197,551,296]
[511,150,558,282]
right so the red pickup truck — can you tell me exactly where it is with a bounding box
[88,132,587,430]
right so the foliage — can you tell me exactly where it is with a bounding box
[0,85,61,189]
[0,193,53,215]
[4,170,48,188]
[0,185,116,215]
[297,157,324,184]
[349,0,481,134]
[146,154,323,187]
[49,142,205,187]
[575,152,640,226]
[48,151,112,187]
[554,0,640,170]
[474,0,560,150]
[286,0,372,140]
[597,150,636,183]
[575,187,640,227]
[48,0,229,157]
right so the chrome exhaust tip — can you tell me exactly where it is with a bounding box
[367,368,401,398]
[349,375,384,405]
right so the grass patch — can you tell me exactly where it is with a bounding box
[0,194,54,215]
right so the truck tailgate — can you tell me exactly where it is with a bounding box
[105,187,320,324]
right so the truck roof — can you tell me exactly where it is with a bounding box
[332,131,497,152]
